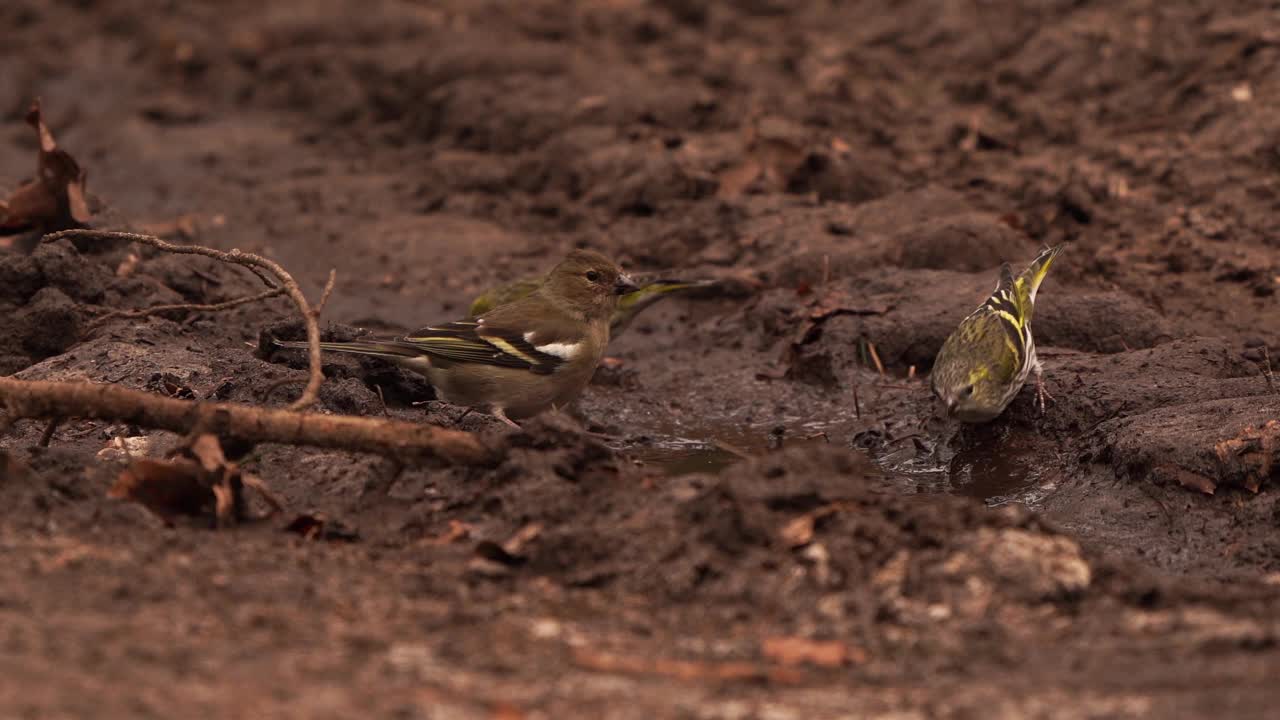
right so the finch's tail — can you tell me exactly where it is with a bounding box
[1016,244,1066,307]
[273,338,426,360]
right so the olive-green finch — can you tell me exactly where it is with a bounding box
[470,276,717,339]
[276,249,636,427]
[931,245,1065,422]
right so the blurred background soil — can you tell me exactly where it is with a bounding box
[2,1,1280,718]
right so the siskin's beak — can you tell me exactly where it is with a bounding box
[613,273,639,296]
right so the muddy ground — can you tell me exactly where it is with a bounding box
[2,0,1280,717]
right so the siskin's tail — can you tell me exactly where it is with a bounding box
[1016,244,1066,308]
[273,338,425,360]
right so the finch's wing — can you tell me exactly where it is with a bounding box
[401,321,566,375]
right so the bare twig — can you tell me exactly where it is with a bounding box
[37,417,61,447]
[313,269,337,318]
[711,439,752,459]
[44,229,325,410]
[86,287,286,329]
[1262,346,1276,395]
[867,342,886,377]
[0,378,497,465]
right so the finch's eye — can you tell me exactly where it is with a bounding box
[585,270,600,282]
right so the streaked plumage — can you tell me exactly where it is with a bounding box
[276,249,636,426]
[470,275,716,339]
[930,245,1065,422]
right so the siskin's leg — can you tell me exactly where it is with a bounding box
[1033,360,1054,414]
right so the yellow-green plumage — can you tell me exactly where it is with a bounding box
[470,275,715,338]
[930,245,1065,422]
[275,249,637,426]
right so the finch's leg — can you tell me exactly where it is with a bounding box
[1033,360,1054,414]
[491,407,522,429]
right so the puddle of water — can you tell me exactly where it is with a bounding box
[625,442,745,476]
[616,414,860,477]
[875,427,1056,507]
[609,407,1056,507]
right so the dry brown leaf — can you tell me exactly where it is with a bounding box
[424,519,473,545]
[1215,420,1279,493]
[109,458,214,523]
[715,157,763,199]
[716,119,807,200]
[474,523,545,568]
[0,100,93,236]
[1158,464,1216,495]
[189,433,228,473]
[109,434,283,528]
[284,512,359,542]
[502,522,544,556]
[134,214,200,240]
[779,515,814,547]
[762,636,863,668]
[808,289,890,321]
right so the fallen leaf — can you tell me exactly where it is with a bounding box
[424,519,473,545]
[762,636,863,668]
[134,214,200,240]
[188,432,228,473]
[115,252,141,278]
[284,512,359,542]
[109,434,283,528]
[474,523,545,568]
[502,522,544,556]
[716,118,807,199]
[715,157,763,199]
[147,372,197,400]
[779,505,840,548]
[0,100,93,236]
[96,435,156,463]
[808,289,889,321]
[109,458,214,523]
[1157,464,1216,495]
[1214,420,1280,493]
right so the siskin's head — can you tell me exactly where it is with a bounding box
[542,249,638,319]
[929,314,1017,422]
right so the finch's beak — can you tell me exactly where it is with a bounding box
[613,274,639,296]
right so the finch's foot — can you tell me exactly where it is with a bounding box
[491,407,522,429]
[1034,373,1055,414]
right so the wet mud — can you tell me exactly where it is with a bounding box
[2,0,1280,717]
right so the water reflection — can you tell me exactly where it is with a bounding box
[874,426,1055,506]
